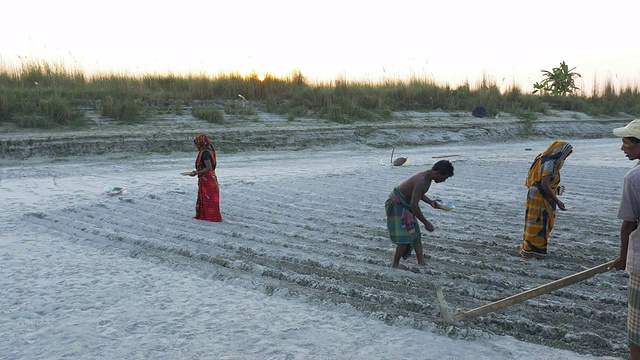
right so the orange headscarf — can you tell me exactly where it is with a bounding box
[524,141,573,187]
[194,134,216,171]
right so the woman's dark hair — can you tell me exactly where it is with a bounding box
[432,160,454,177]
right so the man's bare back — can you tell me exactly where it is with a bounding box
[397,170,434,202]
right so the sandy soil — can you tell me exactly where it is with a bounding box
[1,109,635,358]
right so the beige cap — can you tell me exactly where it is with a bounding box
[613,119,640,138]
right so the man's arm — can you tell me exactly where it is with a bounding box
[409,179,434,232]
[420,194,438,208]
[614,220,638,270]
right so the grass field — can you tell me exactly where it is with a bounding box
[1,60,639,130]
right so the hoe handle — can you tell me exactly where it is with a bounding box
[456,260,616,322]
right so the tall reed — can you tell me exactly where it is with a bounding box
[1,59,639,129]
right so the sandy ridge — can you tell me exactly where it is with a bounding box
[0,109,633,161]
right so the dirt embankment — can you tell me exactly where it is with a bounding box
[0,109,632,161]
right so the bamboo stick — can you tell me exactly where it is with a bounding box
[453,260,616,322]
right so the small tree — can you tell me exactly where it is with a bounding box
[532,61,581,96]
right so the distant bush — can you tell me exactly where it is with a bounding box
[514,108,537,121]
[0,90,16,122]
[13,114,55,128]
[1,93,85,128]
[192,105,224,123]
[39,95,86,127]
[224,102,256,116]
[101,96,143,124]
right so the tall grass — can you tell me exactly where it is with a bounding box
[1,59,639,129]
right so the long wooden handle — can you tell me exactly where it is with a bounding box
[455,259,616,322]
[390,145,396,164]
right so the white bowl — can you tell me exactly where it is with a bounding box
[436,201,455,211]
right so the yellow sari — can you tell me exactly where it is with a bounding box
[522,141,573,256]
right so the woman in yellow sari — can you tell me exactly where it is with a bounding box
[521,141,573,258]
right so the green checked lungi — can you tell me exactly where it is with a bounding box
[385,187,421,259]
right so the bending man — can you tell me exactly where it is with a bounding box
[385,160,454,268]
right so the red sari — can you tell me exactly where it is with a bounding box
[194,135,222,222]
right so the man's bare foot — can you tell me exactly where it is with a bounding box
[391,262,400,268]
[418,261,426,266]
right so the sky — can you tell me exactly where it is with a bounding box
[2,0,639,94]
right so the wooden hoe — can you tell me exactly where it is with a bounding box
[437,259,616,325]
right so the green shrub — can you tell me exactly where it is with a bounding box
[224,102,256,116]
[532,61,581,96]
[173,100,183,115]
[101,95,143,124]
[118,99,143,124]
[39,96,85,126]
[514,108,537,121]
[0,90,17,122]
[13,113,55,128]
[100,96,118,118]
[192,105,224,123]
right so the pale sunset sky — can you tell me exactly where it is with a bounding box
[1,0,638,94]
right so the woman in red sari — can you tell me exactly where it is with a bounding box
[190,135,222,222]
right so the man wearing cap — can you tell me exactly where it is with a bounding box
[612,119,640,359]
